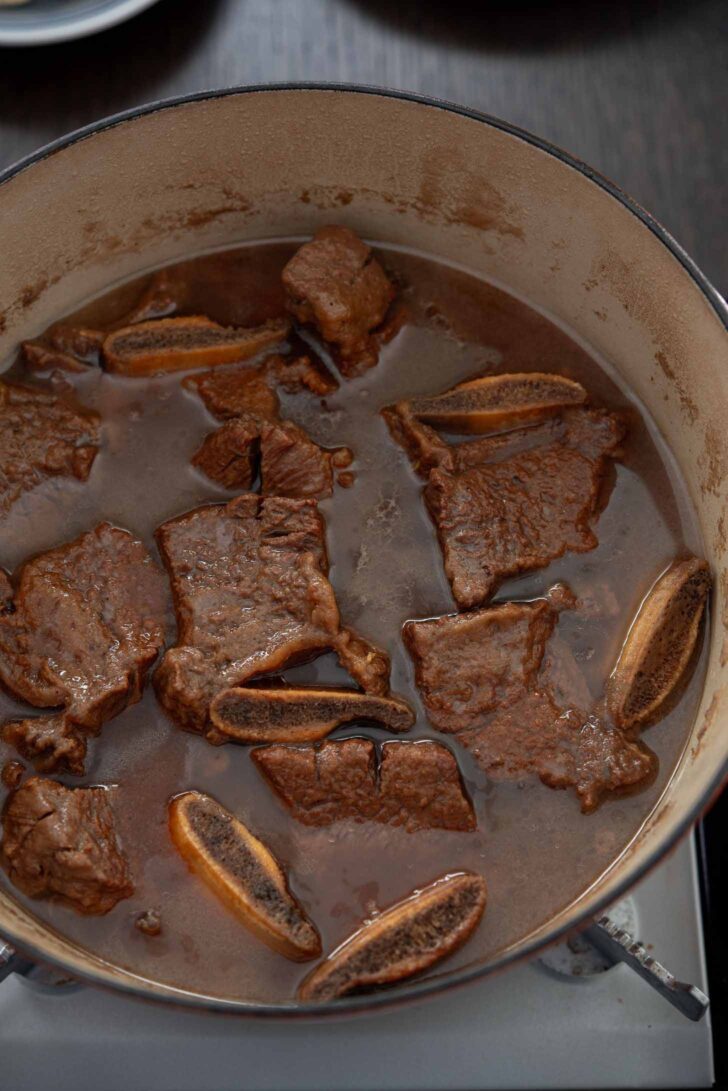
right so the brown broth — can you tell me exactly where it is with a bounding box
[0,241,707,1004]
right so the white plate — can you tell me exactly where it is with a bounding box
[0,0,162,46]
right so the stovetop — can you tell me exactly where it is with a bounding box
[0,833,714,1091]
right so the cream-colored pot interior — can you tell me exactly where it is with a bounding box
[0,87,726,1014]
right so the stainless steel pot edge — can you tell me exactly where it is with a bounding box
[0,82,725,1018]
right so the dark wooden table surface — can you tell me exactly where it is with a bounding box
[0,0,725,290]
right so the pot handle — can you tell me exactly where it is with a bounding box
[583,916,709,1022]
[0,938,82,993]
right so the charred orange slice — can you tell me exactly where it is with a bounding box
[168,791,321,961]
[298,871,487,1001]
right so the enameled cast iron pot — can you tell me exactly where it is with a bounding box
[0,85,726,1016]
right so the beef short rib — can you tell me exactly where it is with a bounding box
[0,380,100,514]
[404,599,656,813]
[282,226,396,377]
[22,324,104,374]
[259,420,334,500]
[3,715,87,777]
[265,352,338,396]
[186,356,337,500]
[1,777,133,914]
[253,737,475,831]
[184,361,280,422]
[155,495,394,737]
[0,523,167,774]
[191,417,260,490]
[386,389,624,607]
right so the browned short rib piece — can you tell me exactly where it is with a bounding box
[22,325,105,374]
[406,603,554,735]
[1,762,24,790]
[185,344,338,499]
[210,687,414,744]
[381,404,453,478]
[282,226,396,377]
[187,357,343,499]
[154,496,392,737]
[298,872,487,1001]
[0,570,13,611]
[191,402,335,500]
[385,374,624,608]
[608,557,711,729]
[257,738,375,827]
[425,409,624,608]
[155,496,338,734]
[3,715,87,776]
[0,524,166,774]
[333,449,356,491]
[265,353,339,396]
[49,325,105,363]
[169,791,321,960]
[260,420,334,500]
[103,315,290,376]
[404,600,656,813]
[404,373,586,433]
[184,361,280,421]
[377,740,476,830]
[1,777,133,915]
[0,380,100,513]
[332,448,354,469]
[185,348,339,498]
[191,417,260,490]
[22,342,90,374]
[334,628,391,697]
[253,738,475,832]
